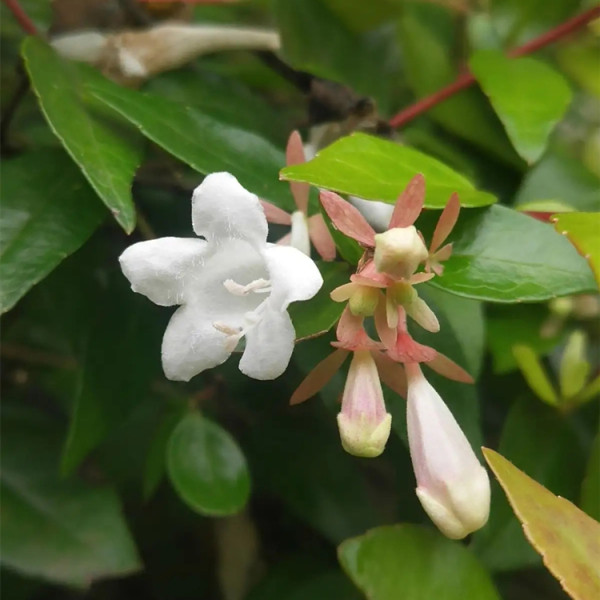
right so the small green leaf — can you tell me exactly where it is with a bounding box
[281,133,497,209]
[338,524,501,600]
[512,345,558,406]
[428,205,597,302]
[552,212,600,288]
[290,261,350,340]
[483,448,600,600]
[167,412,250,516]
[470,51,572,163]
[0,150,104,314]
[21,38,141,232]
[1,406,141,587]
[87,80,295,212]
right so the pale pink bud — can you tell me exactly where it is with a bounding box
[406,364,490,539]
[373,226,428,279]
[337,351,392,458]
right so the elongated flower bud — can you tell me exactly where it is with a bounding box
[373,226,428,279]
[337,351,391,458]
[406,363,490,539]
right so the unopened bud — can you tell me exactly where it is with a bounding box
[406,363,490,539]
[374,226,428,279]
[337,351,392,458]
[348,286,380,317]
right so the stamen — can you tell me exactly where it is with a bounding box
[223,278,271,296]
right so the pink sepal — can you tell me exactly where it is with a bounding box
[308,213,336,261]
[388,174,426,229]
[286,130,310,213]
[426,354,474,383]
[320,190,376,247]
[290,349,349,405]
[388,332,437,363]
[261,200,292,225]
[431,192,460,253]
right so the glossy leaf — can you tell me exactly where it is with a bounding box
[338,524,501,600]
[484,448,600,600]
[0,150,104,314]
[22,38,141,232]
[552,212,600,288]
[86,79,295,212]
[289,261,350,340]
[167,412,250,516]
[1,406,141,587]
[281,133,497,209]
[470,51,573,163]
[428,205,597,302]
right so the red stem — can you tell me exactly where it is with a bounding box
[2,0,39,35]
[389,6,600,129]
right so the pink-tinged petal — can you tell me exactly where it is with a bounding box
[286,130,309,213]
[320,190,376,246]
[426,354,474,383]
[431,192,460,253]
[432,242,453,262]
[308,213,336,261]
[388,332,437,363]
[330,282,358,303]
[373,352,408,397]
[261,200,292,225]
[374,297,397,351]
[290,348,349,405]
[388,174,426,229]
[409,272,436,284]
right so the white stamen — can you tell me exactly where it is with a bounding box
[223,278,271,296]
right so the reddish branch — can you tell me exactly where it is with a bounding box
[2,0,38,35]
[389,6,600,129]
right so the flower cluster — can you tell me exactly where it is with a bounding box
[291,175,490,539]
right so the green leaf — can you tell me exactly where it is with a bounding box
[473,401,586,571]
[470,51,572,164]
[0,150,104,314]
[338,524,501,600]
[290,261,350,340]
[86,79,295,212]
[21,38,142,232]
[512,345,558,406]
[484,448,600,600]
[552,212,600,288]
[1,406,141,587]
[581,433,600,522]
[281,133,497,208]
[427,205,597,302]
[167,412,250,516]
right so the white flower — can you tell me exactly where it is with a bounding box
[406,363,490,539]
[119,172,323,382]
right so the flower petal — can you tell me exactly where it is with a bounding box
[426,353,474,383]
[239,308,295,380]
[320,190,376,246]
[262,244,323,311]
[119,237,207,306]
[430,192,460,253]
[286,130,309,213]
[192,172,267,247]
[161,304,233,381]
[388,174,425,229]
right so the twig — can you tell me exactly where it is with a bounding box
[2,0,39,35]
[389,6,600,129]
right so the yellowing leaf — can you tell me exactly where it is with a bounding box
[483,448,600,600]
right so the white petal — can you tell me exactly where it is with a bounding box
[119,237,207,306]
[161,304,233,381]
[239,308,295,380]
[290,211,311,256]
[191,172,267,247]
[262,244,323,312]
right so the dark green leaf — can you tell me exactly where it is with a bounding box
[1,406,141,587]
[470,51,572,163]
[581,432,600,521]
[0,150,104,314]
[290,261,350,340]
[281,133,497,208]
[167,412,250,516]
[22,38,142,232]
[86,79,295,211]
[338,524,501,600]
[428,205,597,302]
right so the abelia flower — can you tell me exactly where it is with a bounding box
[405,363,490,539]
[119,172,323,382]
[261,131,336,260]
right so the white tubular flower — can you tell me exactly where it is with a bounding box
[406,363,490,539]
[119,172,323,382]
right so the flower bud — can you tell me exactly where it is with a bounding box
[348,285,380,317]
[373,226,428,279]
[406,364,490,539]
[337,351,392,458]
